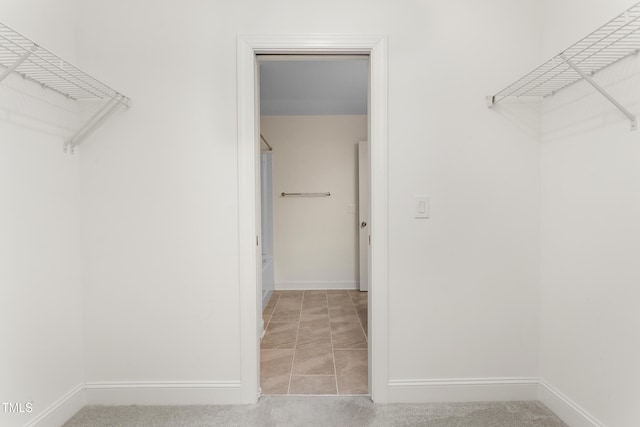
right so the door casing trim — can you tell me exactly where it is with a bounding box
[237,34,389,403]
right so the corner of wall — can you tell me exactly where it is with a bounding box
[538,380,604,427]
[24,385,85,427]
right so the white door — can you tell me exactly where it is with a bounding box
[255,145,263,339]
[260,153,274,312]
[255,64,264,343]
[358,140,370,292]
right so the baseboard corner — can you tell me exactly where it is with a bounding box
[538,379,604,427]
[24,384,85,427]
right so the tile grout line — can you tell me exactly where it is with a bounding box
[328,291,340,395]
[260,293,278,395]
[350,291,369,344]
[260,292,280,395]
[286,291,304,395]
[267,293,282,333]
[348,291,369,395]
[263,293,280,335]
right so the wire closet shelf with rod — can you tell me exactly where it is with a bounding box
[487,1,640,130]
[0,22,131,152]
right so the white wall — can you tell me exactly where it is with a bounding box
[74,0,543,404]
[386,1,542,386]
[0,1,85,426]
[261,115,366,289]
[6,0,639,422]
[539,1,640,426]
[76,1,243,395]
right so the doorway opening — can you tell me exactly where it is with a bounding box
[236,35,388,404]
[257,55,370,395]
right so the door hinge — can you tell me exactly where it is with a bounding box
[369,235,371,246]
[256,235,259,246]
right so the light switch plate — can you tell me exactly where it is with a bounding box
[415,196,429,218]
[347,203,356,214]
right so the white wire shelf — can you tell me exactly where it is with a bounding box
[0,21,130,151]
[488,2,640,130]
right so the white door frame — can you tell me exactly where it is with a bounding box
[237,34,389,403]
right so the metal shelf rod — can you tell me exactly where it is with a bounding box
[260,133,273,151]
[281,192,331,197]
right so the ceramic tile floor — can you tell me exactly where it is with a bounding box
[261,290,368,395]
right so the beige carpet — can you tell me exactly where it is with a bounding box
[63,397,568,427]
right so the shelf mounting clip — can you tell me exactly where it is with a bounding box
[561,53,637,131]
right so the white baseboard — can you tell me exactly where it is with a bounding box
[539,379,604,427]
[388,378,539,403]
[16,377,604,427]
[274,281,359,291]
[25,384,85,427]
[388,377,605,425]
[84,381,242,405]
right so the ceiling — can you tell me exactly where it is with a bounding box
[259,57,369,115]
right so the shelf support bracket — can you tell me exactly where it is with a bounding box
[63,97,125,154]
[0,44,38,83]
[561,54,637,131]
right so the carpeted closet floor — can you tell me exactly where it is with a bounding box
[63,397,568,427]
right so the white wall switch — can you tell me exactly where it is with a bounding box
[415,196,429,218]
[347,203,356,214]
